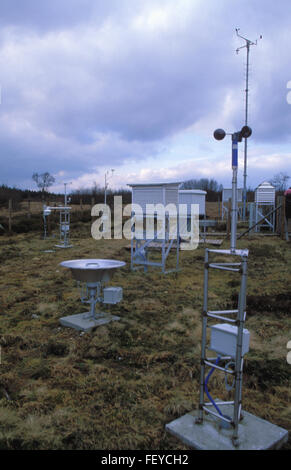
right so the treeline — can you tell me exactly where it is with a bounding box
[0,185,64,208]
[0,184,132,207]
[70,186,132,206]
[181,178,223,202]
[181,178,255,202]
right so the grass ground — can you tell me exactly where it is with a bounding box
[0,219,290,450]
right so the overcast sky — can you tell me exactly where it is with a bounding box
[0,0,291,193]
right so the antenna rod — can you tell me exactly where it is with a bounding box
[235,28,262,221]
[64,182,72,207]
[104,169,114,205]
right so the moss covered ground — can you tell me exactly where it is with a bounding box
[0,219,290,450]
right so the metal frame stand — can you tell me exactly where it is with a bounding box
[59,281,120,331]
[255,201,275,232]
[43,205,73,248]
[196,248,248,447]
[131,213,180,274]
[248,202,255,233]
[222,197,243,221]
[55,207,72,248]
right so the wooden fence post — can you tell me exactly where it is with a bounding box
[281,196,286,240]
[8,199,12,232]
[27,199,31,219]
[276,196,281,236]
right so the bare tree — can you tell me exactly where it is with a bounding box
[181,178,223,192]
[270,172,290,192]
[32,172,55,201]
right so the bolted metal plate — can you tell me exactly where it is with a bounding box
[59,312,120,332]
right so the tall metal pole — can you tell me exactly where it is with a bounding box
[104,173,107,205]
[64,182,72,207]
[242,42,250,222]
[236,29,261,221]
[231,135,238,252]
[64,183,68,207]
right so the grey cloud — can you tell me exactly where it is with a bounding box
[0,0,119,32]
[0,0,290,188]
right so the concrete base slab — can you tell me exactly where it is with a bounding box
[165,405,288,450]
[59,312,120,332]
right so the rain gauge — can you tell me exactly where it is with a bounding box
[59,259,126,332]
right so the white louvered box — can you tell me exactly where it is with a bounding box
[178,190,206,217]
[103,287,123,304]
[128,182,181,215]
[255,181,275,205]
[222,188,243,202]
[210,323,250,359]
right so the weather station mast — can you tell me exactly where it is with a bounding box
[235,28,262,221]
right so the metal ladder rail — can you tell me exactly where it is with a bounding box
[59,208,71,247]
[197,248,248,447]
[131,213,180,274]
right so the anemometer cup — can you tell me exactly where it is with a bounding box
[213,129,226,141]
[213,126,252,142]
[239,125,252,139]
